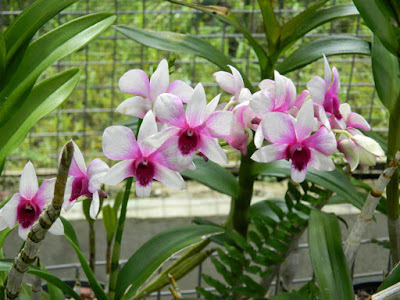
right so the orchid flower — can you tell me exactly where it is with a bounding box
[65,141,109,219]
[102,110,186,197]
[251,99,337,182]
[213,65,250,103]
[117,59,193,119]
[0,162,63,239]
[150,83,234,167]
[307,55,342,120]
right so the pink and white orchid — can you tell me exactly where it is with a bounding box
[150,83,234,167]
[213,65,250,103]
[102,110,186,197]
[65,141,109,219]
[117,59,193,119]
[307,55,342,120]
[0,162,63,239]
[251,99,337,182]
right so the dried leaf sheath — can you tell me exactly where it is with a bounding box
[6,141,74,300]
[344,149,400,268]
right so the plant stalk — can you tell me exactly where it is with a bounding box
[387,115,400,264]
[6,141,73,300]
[89,221,96,273]
[108,176,133,300]
[344,149,400,267]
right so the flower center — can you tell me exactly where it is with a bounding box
[135,158,155,187]
[324,93,342,120]
[286,143,311,172]
[70,176,90,202]
[178,128,199,155]
[17,200,41,229]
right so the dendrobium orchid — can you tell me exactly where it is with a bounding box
[307,55,342,120]
[213,65,250,103]
[251,100,337,182]
[65,141,109,219]
[117,59,193,119]
[0,162,63,239]
[102,110,186,197]
[151,83,234,167]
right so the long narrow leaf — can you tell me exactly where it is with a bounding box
[252,161,367,212]
[3,0,78,65]
[0,261,82,300]
[372,35,400,115]
[0,69,80,173]
[166,0,270,79]
[181,157,238,198]
[0,12,116,126]
[353,0,400,56]
[308,211,353,300]
[0,31,5,78]
[114,25,253,90]
[276,36,371,75]
[115,225,224,300]
[257,0,280,48]
[281,4,359,50]
[60,217,108,300]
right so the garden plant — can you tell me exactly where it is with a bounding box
[1,0,400,300]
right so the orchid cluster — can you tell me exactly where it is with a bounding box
[0,56,384,239]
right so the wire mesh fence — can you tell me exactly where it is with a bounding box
[0,0,384,176]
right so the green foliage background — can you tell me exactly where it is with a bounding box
[0,0,384,171]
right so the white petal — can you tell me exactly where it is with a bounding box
[205,111,234,138]
[274,71,286,106]
[102,125,141,160]
[167,80,193,103]
[119,69,150,97]
[258,79,275,92]
[254,125,265,149]
[63,176,74,209]
[229,65,244,98]
[136,181,152,197]
[0,194,20,228]
[149,59,170,101]
[261,112,296,144]
[154,93,187,128]
[295,99,315,141]
[358,146,378,166]
[339,103,351,120]
[89,191,100,220]
[36,178,56,205]
[48,218,64,236]
[115,96,152,119]
[353,135,385,157]
[308,149,335,171]
[186,83,207,127]
[143,127,180,149]
[213,71,235,94]
[87,159,109,193]
[138,110,158,142]
[307,76,326,104]
[69,141,87,177]
[20,161,38,199]
[337,139,359,171]
[103,160,134,186]
[154,164,186,190]
[250,90,274,116]
[18,226,30,240]
[205,94,220,120]
[291,165,307,183]
[251,144,287,163]
[198,135,227,164]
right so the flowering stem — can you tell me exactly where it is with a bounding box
[6,141,74,300]
[226,143,256,237]
[387,115,400,264]
[344,149,400,267]
[108,176,133,300]
[332,129,352,138]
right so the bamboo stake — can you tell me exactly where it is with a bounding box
[344,149,400,268]
[6,141,74,300]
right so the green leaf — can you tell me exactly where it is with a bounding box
[276,36,371,75]
[252,161,367,212]
[3,0,78,65]
[250,199,289,223]
[0,260,82,300]
[102,204,116,243]
[0,12,116,126]
[353,0,400,56]
[115,225,223,300]
[0,69,80,173]
[166,0,270,79]
[379,260,400,291]
[60,217,107,300]
[181,157,238,198]
[257,0,280,49]
[271,292,309,300]
[281,4,359,51]
[114,25,253,90]
[308,210,353,300]
[0,30,5,78]
[372,35,400,114]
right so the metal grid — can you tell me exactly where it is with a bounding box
[0,0,383,175]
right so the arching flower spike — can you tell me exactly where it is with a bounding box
[117,59,193,118]
[0,162,63,239]
[251,99,337,182]
[102,110,186,197]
